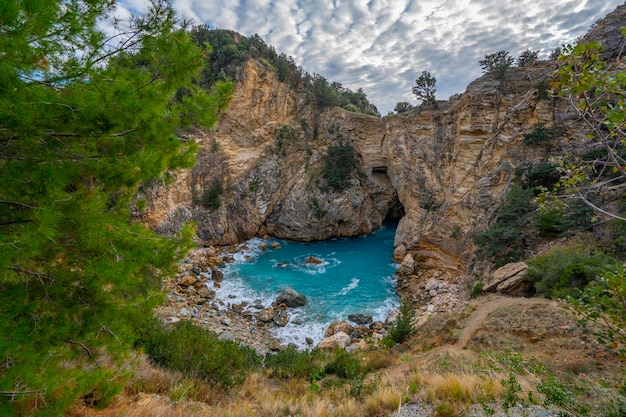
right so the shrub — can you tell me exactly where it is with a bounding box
[522,123,563,146]
[264,345,326,379]
[470,282,484,299]
[136,318,261,390]
[199,178,223,209]
[384,300,416,345]
[321,138,358,191]
[524,248,616,299]
[477,185,536,266]
[325,350,364,380]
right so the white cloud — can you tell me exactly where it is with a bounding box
[118,0,623,113]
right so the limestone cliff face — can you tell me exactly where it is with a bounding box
[138,60,399,245]
[138,5,624,308]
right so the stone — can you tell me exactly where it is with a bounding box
[257,308,274,323]
[270,242,281,249]
[496,276,535,297]
[398,253,415,276]
[304,256,323,265]
[197,286,215,299]
[179,275,198,287]
[317,331,350,351]
[325,321,354,337]
[222,255,235,263]
[483,262,529,293]
[305,337,314,345]
[275,287,307,307]
[272,309,289,327]
[347,314,373,325]
[211,267,224,282]
[258,242,268,250]
[221,317,231,326]
[392,244,407,262]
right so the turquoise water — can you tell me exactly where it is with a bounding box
[214,223,400,347]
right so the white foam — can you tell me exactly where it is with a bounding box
[338,278,360,295]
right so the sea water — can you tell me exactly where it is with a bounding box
[213,223,400,348]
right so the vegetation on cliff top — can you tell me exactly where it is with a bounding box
[190,27,380,116]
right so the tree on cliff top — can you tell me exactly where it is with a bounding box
[0,0,232,414]
[479,50,514,80]
[412,70,437,105]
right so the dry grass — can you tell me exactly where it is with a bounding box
[71,298,626,417]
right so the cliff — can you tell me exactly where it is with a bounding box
[137,5,625,310]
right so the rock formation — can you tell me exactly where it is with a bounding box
[138,5,625,309]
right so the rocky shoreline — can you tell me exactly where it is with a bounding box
[155,246,399,354]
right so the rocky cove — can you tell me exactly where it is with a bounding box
[154,241,401,354]
[139,6,624,351]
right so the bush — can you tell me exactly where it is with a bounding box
[522,123,561,146]
[264,345,326,379]
[384,301,416,345]
[136,319,261,390]
[321,138,358,191]
[477,185,536,266]
[524,248,617,299]
[470,282,484,299]
[199,178,223,209]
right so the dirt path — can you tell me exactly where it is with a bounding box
[454,296,552,349]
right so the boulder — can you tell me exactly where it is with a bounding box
[325,320,354,337]
[397,253,415,276]
[197,286,215,299]
[211,267,224,283]
[276,287,307,307]
[483,262,529,293]
[258,242,268,250]
[317,331,350,351]
[393,244,407,262]
[304,256,323,265]
[179,275,198,287]
[496,276,535,297]
[347,314,373,325]
[270,242,281,249]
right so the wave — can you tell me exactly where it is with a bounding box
[338,278,360,295]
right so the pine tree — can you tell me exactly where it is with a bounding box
[0,1,233,414]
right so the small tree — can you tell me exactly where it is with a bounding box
[412,70,437,105]
[479,50,514,80]
[517,49,539,66]
[538,38,626,222]
[394,101,414,113]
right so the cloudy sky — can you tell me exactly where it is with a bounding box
[119,0,622,114]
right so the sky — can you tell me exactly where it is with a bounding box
[118,0,623,114]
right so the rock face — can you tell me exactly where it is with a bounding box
[275,287,307,307]
[138,6,624,309]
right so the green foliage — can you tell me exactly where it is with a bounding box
[394,101,414,113]
[325,350,364,380]
[524,248,616,299]
[567,265,626,359]
[0,1,231,414]
[199,178,224,209]
[522,123,561,146]
[190,28,380,116]
[384,301,416,345]
[539,39,626,222]
[479,50,514,80]
[532,78,551,100]
[321,139,358,191]
[517,160,561,190]
[412,70,437,105]
[477,185,536,266]
[137,319,261,389]
[517,49,539,66]
[274,125,297,155]
[501,373,522,411]
[264,345,326,379]
[470,282,484,299]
